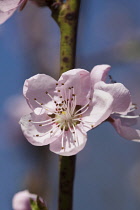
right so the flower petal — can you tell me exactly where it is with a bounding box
[90,64,111,87]
[111,112,138,127]
[0,0,23,12]
[0,9,15,24]
[111,118,140,141]
[50,127,87,156]
[82,89,113,130]
[56,69,91,106]
[94,81,131,114]
[12,190,37,210]
[19,108,61,146]
[23,74,57,110]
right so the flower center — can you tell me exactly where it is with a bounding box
[29,84,92,150]
[54,108,81,131]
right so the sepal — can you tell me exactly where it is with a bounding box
[30,196,48,210]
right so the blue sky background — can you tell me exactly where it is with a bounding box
[1,0,140,209]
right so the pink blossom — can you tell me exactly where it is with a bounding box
[0,0,27,24]
[12,190,38,210]
[93,69,140,141]
[20,66,131,156]
[108,104,140,141]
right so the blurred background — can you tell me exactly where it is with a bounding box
[1,0,140,209]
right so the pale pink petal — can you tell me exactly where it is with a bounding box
[94,81,131,114]
[111,118,140,141]
[0,0,25,24]
[90,64,111,87]
[111,112,138,127]
[0,0,23,12]
[12,190,37,210]
[56,69,91,105]
[50,127,87,156]
[0,9,16,24]
[20,108,61,146]
[82,89,113,130]
[23,74,57,110]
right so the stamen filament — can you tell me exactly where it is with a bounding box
[72,124,79,145]
[34,98,57,113]
[46,92,54,100]
[74,101,90,115]
[39,120,56,126]
[120,114,140,119]
[68,122,73,133]
[35,123,61,138]
[71,88,76,114]
[74,106,89,117]
[61,126,65,149]
[30,118,54,124]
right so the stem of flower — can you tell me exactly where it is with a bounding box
[52,0,81,74]
[59,1,81,74]
[58,155,76,210]
[51,0,81,209]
